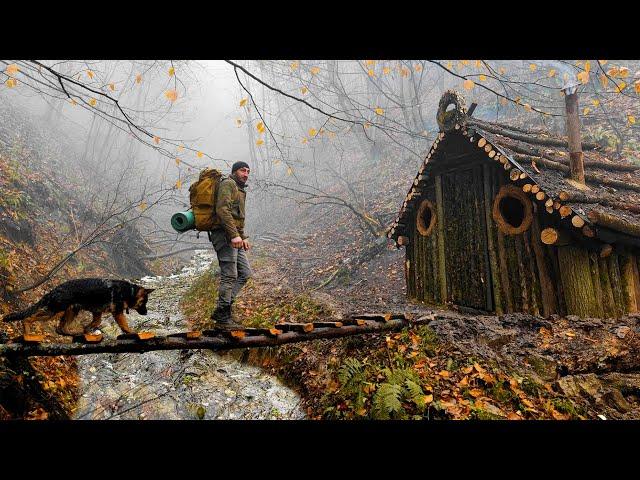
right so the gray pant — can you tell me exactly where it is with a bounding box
[210,229,252,309]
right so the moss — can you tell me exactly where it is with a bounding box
[552,398,582,417]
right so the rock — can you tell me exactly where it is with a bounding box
[615,326,631,339]
[525,354,559,382]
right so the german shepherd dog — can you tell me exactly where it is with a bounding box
[2,278,155,336]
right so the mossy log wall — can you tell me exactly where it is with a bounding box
[406,156,640,318]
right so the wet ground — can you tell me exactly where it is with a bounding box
[73,250,306,420]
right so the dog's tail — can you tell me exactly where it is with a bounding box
[2,300,44,322]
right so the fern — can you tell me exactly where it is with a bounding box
[404,379,426,409]
[371,383,403,419]
[338,357,363,385]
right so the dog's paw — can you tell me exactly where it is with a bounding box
[85,329,102,335]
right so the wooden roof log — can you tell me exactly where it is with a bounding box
[587,210,640,238]
[558,191,640,214]
[467,118,602,150]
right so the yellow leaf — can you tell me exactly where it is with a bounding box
[89,98,97,107]
[548,69,556,78]
[168,67,175,77]
[364,122,371,129]
[620,66,629,78]
[274,159,281,165]
[301,138,308,144]
[475,60,482,68]
[308,128,317,137]
[600,74,609,88]
[310,66,320,75]
[164,89,178,102]
[108,83,115,91]
[175,158,181,166]
[382,67,391,75]
[136,74,142,84]
[479,74,486,81]
[5,78,17,88]
[175,179,182,189]
[524,103,532,112]
[86,70,94,79]
[69,98,77,106]
[515,96,522,105]
[287,166,293,175]
[414,64,423,72]
[256,139,264,146]
[291,61,299,70]
[153,136,160,144]
[584,61,591,73]
[365,60,375,66]
[239,98,247,107]
[447,61,453,70]
[636,81,640,95]
[499,97,508,106]
[616,82,627,93]
[256,122,265,133]
[463,79,474,90]
[563,73,569,82]
[197,151,203,158]
[301,86,308,94]
[139,202,147,211]
[374,107,384,115]
[629,115,636,125]
[5,63,19,76]
[577,71,589,84]
[368,69,375,77]
[530,63,537,72]
[177,145,184,152]
[599,60,607,65]
[461,60,469,66]
[400,67,410,77]
[608,67,619,78]
[235,118,242,126]
[498,66,506,75]
[583,107,591,115]
[592,99,600,107]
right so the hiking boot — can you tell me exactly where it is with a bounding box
[210,305,244,330]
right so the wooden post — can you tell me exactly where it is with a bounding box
[558,245,598,317]
[483,164,502,315]
[531,216,558,317]
[435,175,448,303]
[564,90,586,185]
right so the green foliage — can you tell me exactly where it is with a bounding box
[371,383,403,419]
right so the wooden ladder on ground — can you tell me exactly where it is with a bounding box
[0,313,433,357]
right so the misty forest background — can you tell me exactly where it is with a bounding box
[1,60,640,420]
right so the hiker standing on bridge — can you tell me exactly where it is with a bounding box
[209,161,252,329]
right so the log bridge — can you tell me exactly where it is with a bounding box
[0,313,425,357]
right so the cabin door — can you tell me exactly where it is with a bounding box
[440,165,493,311]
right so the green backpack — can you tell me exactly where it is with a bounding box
[188,168,224,231]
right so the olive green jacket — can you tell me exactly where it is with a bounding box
[211,176,247,240]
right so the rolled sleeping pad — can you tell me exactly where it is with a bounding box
[171,210,195,232]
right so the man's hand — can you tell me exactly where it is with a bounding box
[230,236,243,248]
[242,239,250,251]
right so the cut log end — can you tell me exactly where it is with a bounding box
[541,228,560,245]
[22,334,44,343]
[571,215,586,228]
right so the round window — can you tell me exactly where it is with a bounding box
[417,199,437,237]
[492,185,533,235]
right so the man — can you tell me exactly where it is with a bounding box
[209,161,252,329]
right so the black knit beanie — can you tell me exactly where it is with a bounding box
[232,161,250,173]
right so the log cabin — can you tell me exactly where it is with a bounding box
[388,90,640,318]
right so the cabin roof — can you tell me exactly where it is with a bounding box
[388,91,640,246]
